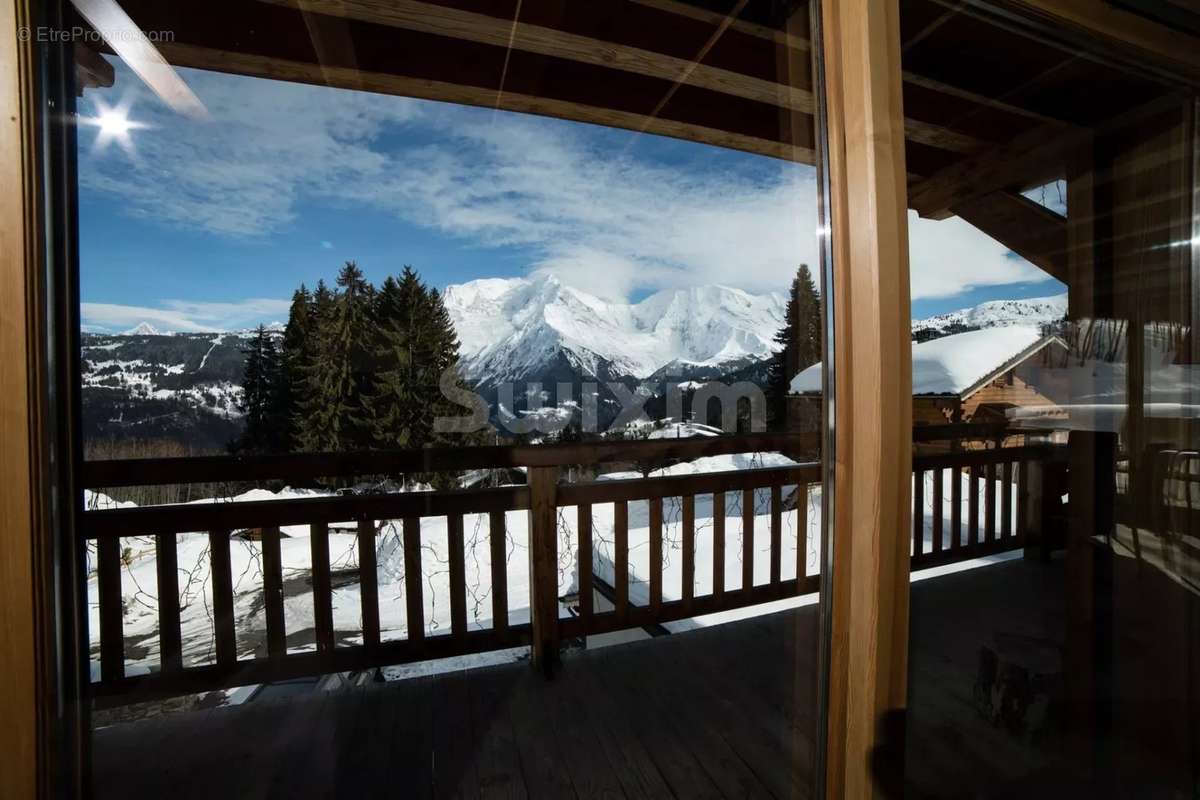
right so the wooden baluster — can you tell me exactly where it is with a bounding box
[155,533,183,674]
[576,505,592,623]
[1017,460,1029,544]
[713,492,726,600]
[985,462,997,543]
[770,484,782,585]
[681,495,695,613]
[614,500,629,622]
[913,468,925,557]
[97,536,125,682]
[309,522,334,656]
[1022,459,1047,560]
[951,465,962,550]
[932,468,944,555]
[357,517,380,652]
[208,529,236,668]
[403,517,424,642]
[490,510,509,631]
[797,484,808,585]
[742,487,754,592]
[969,464,980,546]
[649,497,663,613]
[448,512,467,641]
[261,525,286,660]
[528,466,560,674]
[1001,461,1013,539]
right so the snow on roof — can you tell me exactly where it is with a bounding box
[790,325,1047,396]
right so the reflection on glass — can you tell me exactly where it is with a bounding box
[900,1,1200,794]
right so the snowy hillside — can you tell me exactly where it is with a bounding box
[443,274,786,384]
[81,328,275,450]
[911,293,1066,341]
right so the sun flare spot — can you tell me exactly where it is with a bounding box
[82,98,149,156]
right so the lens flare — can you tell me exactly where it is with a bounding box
[81,97,149,156]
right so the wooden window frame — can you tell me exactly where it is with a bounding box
[2,0,1197,797]
[1,1,50,798]
[817,1,913,796]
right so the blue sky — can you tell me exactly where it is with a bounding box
[78,61,1063,332]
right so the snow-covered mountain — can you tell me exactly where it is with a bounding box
[82,279,1069,449]
[911,293,1066,342]
[123,321,163,336]
[443,274,786,386]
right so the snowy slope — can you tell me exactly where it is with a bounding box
[911,293,1066,340]
[80,329,276,450]
[443,274,786,383]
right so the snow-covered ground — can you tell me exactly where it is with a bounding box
[86,455,1019,683]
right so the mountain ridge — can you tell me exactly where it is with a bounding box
[80,283,1069,449]
[443,274,787,385]
[911,293,1066,341]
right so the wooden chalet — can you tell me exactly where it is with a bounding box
[790,328,1070,441]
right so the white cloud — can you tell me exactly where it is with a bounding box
[81,63,1055,302]
[81,298,290,332]
[908,213,1047,300]
[79,64,420,237]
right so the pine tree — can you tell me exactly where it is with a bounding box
[362,267,466,454]
[277,284,312,452]
[361,273,417,449]
[297,272,374,453]
[234,325,285,453]
[767,264,821,429]
[294,280,339,452]
[418,286,466,447]
[319,261,375,451]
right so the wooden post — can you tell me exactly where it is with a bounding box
[821,0,913,796]
[0,2,51,795]
[528,465,560,675]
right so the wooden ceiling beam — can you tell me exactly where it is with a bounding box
[909,91,1189,218]
[101,0,820,161]
[907,122,1082,218]
[257,0,812,114]
[952,190,1067,280]
[74,44,115,95]
[258,0,989,155]
[998,0,1200,85]
[629,0,812,51]
[157,41,814,164]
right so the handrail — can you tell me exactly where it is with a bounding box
[80,431,822,488]
[80,422,1024,489]
[80,485,531,538]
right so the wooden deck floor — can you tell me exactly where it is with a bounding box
[92,557,1069,799]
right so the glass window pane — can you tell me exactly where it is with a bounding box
[901,2,1200,794]
[64,1,834,796]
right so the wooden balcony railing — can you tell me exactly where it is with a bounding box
[79,426,1064,705]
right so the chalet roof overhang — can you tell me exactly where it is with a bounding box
[957,335,1067,399]
[71,0,1200,288]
